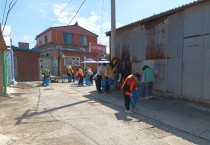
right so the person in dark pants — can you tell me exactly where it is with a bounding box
[90,74,93,85]
[121,71,140,113]
[96,64,104,94]
[96,74,103,93]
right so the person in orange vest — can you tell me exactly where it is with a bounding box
[121,71,141,113]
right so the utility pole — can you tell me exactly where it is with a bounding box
[111,0,117,77]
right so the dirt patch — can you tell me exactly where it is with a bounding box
[0,96,11,102]
[13,82,35,89]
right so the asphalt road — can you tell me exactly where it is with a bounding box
[0,81,209,145]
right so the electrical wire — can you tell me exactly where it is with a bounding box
[1,0,8,25]
[50,0,73,27]
[29,0,74,48]
[68,0,86,25]
[1,0,17,33]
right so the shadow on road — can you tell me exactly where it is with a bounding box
[80,88,210,145]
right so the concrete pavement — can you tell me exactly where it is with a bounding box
[1,81,210,144]
[74,83,210,144]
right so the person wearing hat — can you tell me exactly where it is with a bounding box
[42,69,51,86]
[66,65,74,83]
[121,71,141,113]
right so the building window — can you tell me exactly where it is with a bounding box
[45,35,48,44]
[39,40,42,46]
[80,36,88,46]
[63,32,72,44]
[64,56,80,66]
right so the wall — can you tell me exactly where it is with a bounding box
[50,30,97,50]
[114,2,210,104]
[14,49,40,81]
[36,31,52,47]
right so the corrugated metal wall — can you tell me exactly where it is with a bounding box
[145,17,167,60]
[14,50,40,81]
[115,2,210,103]
[183,2,210,100]
[202,1,210,101]
[167,12,184,95]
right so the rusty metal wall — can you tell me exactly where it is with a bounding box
[144,17,168,60]
[115,29,137,77]
[115,25,146,74]
[143,17,168,92]
[14,50,40,81]
[114,1,210,103]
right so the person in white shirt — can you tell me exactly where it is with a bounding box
[96,64,105,93]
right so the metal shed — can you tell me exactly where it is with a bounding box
[106,0,210,104]
[13,47,41,81]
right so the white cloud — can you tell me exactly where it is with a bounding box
[52,2,129,54]
[53,2,111,52]
[21,35,34,41]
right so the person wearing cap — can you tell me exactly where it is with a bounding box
[121,71,140,113]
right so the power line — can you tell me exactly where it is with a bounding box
[50,0,73,27]
[29,0,73,48]
[32,0,86,48]
[1,0,8,25]
[68,0,86,25]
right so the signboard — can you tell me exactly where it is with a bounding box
[64,56,80,66]
[89,42,106,54]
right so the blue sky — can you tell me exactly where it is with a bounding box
[0,0,196,50]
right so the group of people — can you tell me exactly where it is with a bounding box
[42,65,94,87]
[94,63,114,94]
[121,65,157,113]
[42,63,157,114]
[66,65,94,86]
